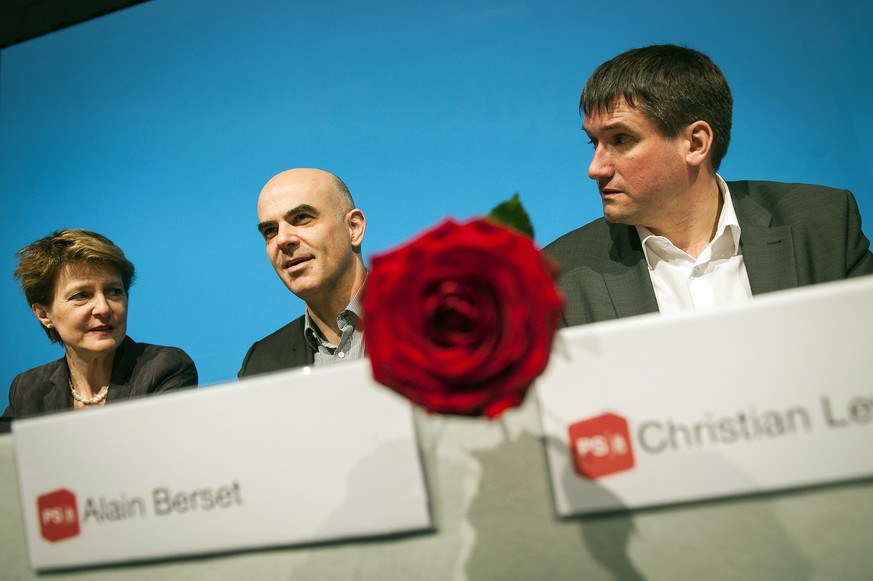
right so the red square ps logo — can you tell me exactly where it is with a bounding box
[568,413,635,479]
[37,489,80,542]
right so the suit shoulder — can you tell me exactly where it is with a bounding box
[131,340,196,367]
[545,218,610,250]
[10,358,64,387]
[118,337,197,388]
[728,180,865,230]
[6,358,65,414]
[238,315,309,378]
[544,218,614,264]
[729,180,852,208]
[728,179,846,194]
[249,316,306,349]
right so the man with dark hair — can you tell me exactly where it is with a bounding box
[546,44,873,326]
[238,168,367,377]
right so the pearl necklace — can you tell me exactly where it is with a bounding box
[69,379,109,405]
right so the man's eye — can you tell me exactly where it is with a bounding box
[293,214,313,225]
[613,134,633,146]
[262,227,277,240]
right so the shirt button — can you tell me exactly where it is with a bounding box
[338,352,345,359]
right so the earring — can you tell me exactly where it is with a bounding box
[46,323,53,329]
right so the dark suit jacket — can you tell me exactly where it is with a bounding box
[238,315,314,378]
[1,336,197,432]
[545,181,873,327]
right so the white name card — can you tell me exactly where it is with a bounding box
[14,360,432,570]
[537,276,873,516]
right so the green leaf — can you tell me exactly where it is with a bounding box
[485,193,535,239]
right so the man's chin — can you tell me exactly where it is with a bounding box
[284,280,317,301]
[602,212,632,225]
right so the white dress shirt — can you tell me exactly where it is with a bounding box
[636,176,753,315]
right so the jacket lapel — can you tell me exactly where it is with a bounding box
[42,359,72,412]
[740,226,797,294]
[731,182,798,295]
[289,322,315,367]
[107,336,137,402]
[606,224,660,318]
[267,318,314,369]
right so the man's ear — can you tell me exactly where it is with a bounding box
[32,304,53,329]
[347,209,366,248]
[685,120,714,168]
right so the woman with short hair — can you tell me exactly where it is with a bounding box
[1,229,197,432]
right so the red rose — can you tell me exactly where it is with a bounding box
[363,218,564,418]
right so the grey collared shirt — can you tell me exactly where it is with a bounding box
[303,292,365,367]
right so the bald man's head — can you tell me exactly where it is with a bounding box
[255,168,367,307]
[258,168,354,221]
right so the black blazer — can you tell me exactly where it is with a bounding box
[1,336,197,432]
[238,315,314,378]
[545,181,873,327]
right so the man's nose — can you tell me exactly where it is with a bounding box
[587,145,612,181]
[275,223,301,248]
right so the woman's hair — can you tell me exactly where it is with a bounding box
[14,229,136,343]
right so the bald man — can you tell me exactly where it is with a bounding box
[238,168,368,378]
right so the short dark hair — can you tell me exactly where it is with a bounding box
[14,229,135,343]
[581,44,733,170]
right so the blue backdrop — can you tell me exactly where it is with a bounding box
[2,0,872,402]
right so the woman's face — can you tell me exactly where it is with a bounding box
[33,262,128,358]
